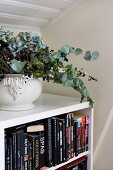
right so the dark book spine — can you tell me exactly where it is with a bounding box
[34,137,40,169]
[28,141,33,170]
[85,116,89,151]
[6,138,10,170]
[52,118,58,165]
[74,120,78,156]
[39,131,45,169]
[56,118,60,164]
[28,135,35,169]
[5,138,8,170]
[62,119,66,162]
[24,133,28,170]
[65,114,70,160]
[13,133,17,170]
[44,118,53,167]
[9,138,13,170]
[70,113,74,158]
[68,114,71,159]
[59,121,63,163]
[20,131,25,170]
[78,159,87,170]
[77,119,82,154]
[17,132,21,170]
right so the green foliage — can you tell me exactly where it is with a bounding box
[0,27,100,107]
[10,59,26,73]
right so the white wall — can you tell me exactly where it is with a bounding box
[42,0,113,169]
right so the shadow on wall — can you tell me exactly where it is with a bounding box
[94,106,113,170]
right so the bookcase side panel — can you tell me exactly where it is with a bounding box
[0,129,5,170]
[87,108,93,170]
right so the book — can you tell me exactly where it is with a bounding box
[28,141,33,170]
[74,114,85,155]
[27,124,44,133]
[28,134,38,169]
[59,120,63,163]
[74,120,78,156]
[39,131,45,169]
[24,133,28,170]
[51,117,59,166]
[65,113,71,160]
[85,116,89,151]
[70,113,74,158]
[28,130,45,170]
[44,118,53,167]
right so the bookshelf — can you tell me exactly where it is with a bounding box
[0,93,93,170]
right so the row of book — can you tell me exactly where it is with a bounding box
[5,112,89,170]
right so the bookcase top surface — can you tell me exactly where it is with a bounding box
[0,93,90,129]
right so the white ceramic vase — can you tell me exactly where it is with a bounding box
[0,74,42,111]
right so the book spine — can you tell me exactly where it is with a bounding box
[28,136,35,170]
[62,119,66,162]
[52,118,58,165]
[65,114,70,160]
[56,118,60,164]
[24,133,28,170]
[68,114,71,159]
[28,141,33,170]
[13,133,17,170]
[20,131,25,170]
[85,116,89,151]
[70,113,74,158]
[81,116,86,152]
[44,118,53,167]
[77,118,82,154]
[9,138,13,170]
[17,132,21,170]
[59,121,63,163]
[5,138,8,170]
[74,120,78,156]
[34,136,40,169]
[39,131,45,169]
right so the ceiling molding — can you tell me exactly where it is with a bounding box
[0,12,48,23]
[0,0,77,32]
[0,0,60,13]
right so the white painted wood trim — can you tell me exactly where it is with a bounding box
[0,0,61,13]
[87,108,93,170]
[0,12,48,23]
[45,151,89,170]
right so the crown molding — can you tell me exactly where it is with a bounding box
[0,12,48,24]
[0,0,60,13]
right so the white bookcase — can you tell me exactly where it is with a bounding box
[0,93,93,170]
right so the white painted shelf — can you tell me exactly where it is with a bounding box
[45,151,89,170]
[0,93,93,170]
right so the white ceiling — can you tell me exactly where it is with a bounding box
[0,0,77,32]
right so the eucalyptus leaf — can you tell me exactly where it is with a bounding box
[84,51,92,61]
[10,59,26,73]
[49,52,61,61]
[60,45,70,54]
[61,73,67,82]
[91,51,99,60]
[74,48,83,55]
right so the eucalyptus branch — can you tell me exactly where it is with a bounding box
[75,67,98,81]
